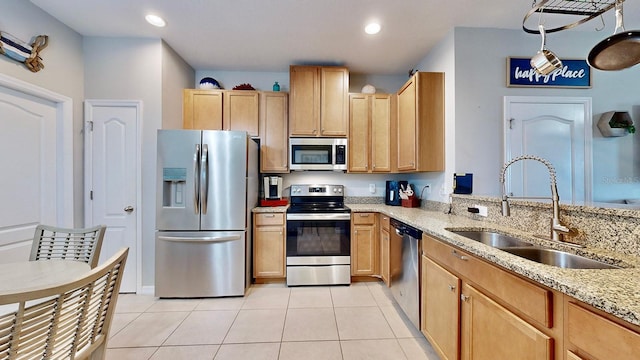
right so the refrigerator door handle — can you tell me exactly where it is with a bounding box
[157,235,242,243]
[194,144,201,214]
[201,144,209,214]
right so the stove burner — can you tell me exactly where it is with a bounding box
[287,184,349,214]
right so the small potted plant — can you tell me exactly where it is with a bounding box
[598,111,635,137]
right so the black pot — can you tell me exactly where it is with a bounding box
[588,1,640,71]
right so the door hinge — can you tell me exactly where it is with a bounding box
[88,121,93,131]
[90,190,93,200]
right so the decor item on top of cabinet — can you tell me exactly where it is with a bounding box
[272,81,280,91]
[598,111,635,137]
[361,84,376,94]
[0,32,48,72]
[507,57,591,88]
[232,83,255,90]
[199,77,222,89]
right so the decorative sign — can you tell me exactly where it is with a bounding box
[507,57,591,88]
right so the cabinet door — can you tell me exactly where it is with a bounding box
[380,227,390,286]
[223,91,259,136]
[348,94,370,172]
[351,215,377,276]
[260,92,289,173]
[422,256,460,360]
[183,89,223,130]
[320,67,349,136]
[396,77,417,171]
[461,283,553,360]
[253,225,285,278]
[371,94,392,172]
[289,66,320,136]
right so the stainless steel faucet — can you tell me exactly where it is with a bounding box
[499,155,570,242]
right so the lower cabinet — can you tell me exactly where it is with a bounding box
[566,300,640,360]
[421,256,460,360]
[379,214,390,286]
[421,234,558,360]
[351,212,378,276]
[253,213,286,279]
[460,283,552,360]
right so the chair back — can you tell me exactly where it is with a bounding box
[0,247,128,360]
[30,224,106,268]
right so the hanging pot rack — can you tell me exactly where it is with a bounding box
[523,0,623,34]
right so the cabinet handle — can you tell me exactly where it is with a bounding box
[313,129,317,134]
[451,250,469,261]
[448,285,456,292]
[264,214,275,218]
[461,294,470,302]
[359,214,370,217]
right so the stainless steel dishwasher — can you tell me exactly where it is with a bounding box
[389,218,422,329]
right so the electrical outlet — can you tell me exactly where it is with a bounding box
[439,185,447,195]
[369,184,376,194]
[474,204,488,217]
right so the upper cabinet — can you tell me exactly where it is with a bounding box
[223,90,260,137]
[348,93,395,173]
[289,65,349,137]
[260,92,289,173]
[183,89,259,137]
[396,72,445,172]
[183,89,223,130]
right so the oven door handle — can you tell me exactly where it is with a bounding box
[286,213,351,221]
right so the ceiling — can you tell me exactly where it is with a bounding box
[30,0,640,75]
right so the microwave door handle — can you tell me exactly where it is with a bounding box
[194,144,200,214]
[201,144,209,215]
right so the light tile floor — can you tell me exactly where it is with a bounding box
[107,282,441,360]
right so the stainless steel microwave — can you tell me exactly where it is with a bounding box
[289,138,347,171]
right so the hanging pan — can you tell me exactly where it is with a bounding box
[588,0,640,71]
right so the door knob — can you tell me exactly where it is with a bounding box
[124,206,134,213]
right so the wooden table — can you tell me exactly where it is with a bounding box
[0,260,90,296]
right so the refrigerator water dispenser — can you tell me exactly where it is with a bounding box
[162,168,187,207]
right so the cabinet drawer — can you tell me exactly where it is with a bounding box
[424,234,552,328]
[567,302,640,360]
[379,214,390,231]
[353,212,376,225]
[255,213,285,226]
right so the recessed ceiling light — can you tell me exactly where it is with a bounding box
[365,22,381,35]
[145,14,166,27]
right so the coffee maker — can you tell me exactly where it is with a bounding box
[263,176,283,200]
[385,180,408,206]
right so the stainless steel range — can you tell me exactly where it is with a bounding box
[286,184,351,286]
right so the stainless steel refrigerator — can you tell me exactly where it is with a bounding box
[155,130,258,298]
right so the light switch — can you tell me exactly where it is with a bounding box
[369,184,376,194]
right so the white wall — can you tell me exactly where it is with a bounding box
[452,27,640,203]
[162,41,195,129]
[0,0,84,224]
[82,37,164,288]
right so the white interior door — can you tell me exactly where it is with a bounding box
[0,87,58,262]
[504,96,592,204]
[85,100,141,293]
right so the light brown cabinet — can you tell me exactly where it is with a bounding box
[183,89,259,136]
[421,255,460,360]
[253,213,286,279]
[422,234,559,360]
[460,283,553,360]
[259,92,289,173]
[566,300,640,360]
[348,93,395,173]
[396,72,444,172]
[379,214,390,286]
[289,65,349,137]
[183,89,223,130]
[351,212,378,276]
[223,90,259,137]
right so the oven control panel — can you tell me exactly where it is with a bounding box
[291,184,344,196]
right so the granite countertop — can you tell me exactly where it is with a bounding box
[252,206,288,213]
[347,204,640,327]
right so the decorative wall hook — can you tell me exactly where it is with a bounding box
[0,32,49,72]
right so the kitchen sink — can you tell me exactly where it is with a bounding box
[449,230,535,248]
[502,247,620,269]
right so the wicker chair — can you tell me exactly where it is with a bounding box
[0,247,128,360]
[30,224,106,268]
